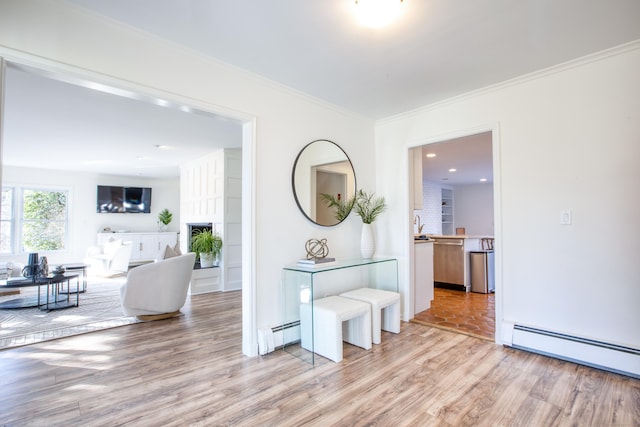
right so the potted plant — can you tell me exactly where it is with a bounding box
[190,229,223,268]
[319,193,356,222]
[353,190,386,258]
[157,208,173,231]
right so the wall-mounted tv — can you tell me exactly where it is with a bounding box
[97,185,152,213]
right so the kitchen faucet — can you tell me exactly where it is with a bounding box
[414,215,424,234]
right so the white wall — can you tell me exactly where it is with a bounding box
[1,165,179,265]
[376,41,640,370]
[453,184,494,236]
[0,1,375,355]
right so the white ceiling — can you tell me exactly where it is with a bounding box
[3,64,243,178]
[65,0,640,118]
[4,0,640,179]
[421,132,493,185]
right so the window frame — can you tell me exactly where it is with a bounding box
[1,184,71,255]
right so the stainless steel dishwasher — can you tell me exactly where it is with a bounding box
[433,237,465,286]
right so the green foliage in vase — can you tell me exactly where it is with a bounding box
[354,190,386,224]
[190,229,223,258]
[158,208,173,226]
[319,193,356,222]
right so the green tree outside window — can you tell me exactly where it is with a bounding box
[22,189,68,251]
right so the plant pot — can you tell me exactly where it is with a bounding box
[361,223,375,259]
[199,253,215,268]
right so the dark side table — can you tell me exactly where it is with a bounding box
[0,273,80,311]
[56,263,89,293]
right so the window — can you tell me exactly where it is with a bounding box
[1,186,69,254]
[1,188,13,253]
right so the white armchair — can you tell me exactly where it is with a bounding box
[84,238,133,277]
[119,252,196,320]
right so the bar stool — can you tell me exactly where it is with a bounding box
[340,288,400,344]
[300,295,372,362]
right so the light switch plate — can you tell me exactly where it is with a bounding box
[560,210,572,225]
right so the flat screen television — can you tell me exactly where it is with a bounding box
[97,185,152,213]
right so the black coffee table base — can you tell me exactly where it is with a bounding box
[0,295,69,309]
[0,273,80,311]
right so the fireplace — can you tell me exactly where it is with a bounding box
[187,222,212,269]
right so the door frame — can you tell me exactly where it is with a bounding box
[406,123,502,343]
[0,52,259,355]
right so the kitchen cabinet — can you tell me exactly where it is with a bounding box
[414,240,434,313]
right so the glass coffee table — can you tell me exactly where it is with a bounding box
[0,273,80,311]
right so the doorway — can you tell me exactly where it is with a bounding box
[314,169,348,225]
[0,57,256,354]
[411,130,496,339]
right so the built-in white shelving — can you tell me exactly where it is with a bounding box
[441,188,454,235]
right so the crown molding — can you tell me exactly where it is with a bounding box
[379,39,640,125]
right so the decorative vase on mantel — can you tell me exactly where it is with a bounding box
[360,223,375,259]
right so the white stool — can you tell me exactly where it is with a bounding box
[300,295,372,363]
[340,288,401,344]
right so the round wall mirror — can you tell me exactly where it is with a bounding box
[292,139,357,226]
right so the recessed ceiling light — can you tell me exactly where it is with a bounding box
[426,153,436,158]
[448,168,457,172]
[480,178,487,182]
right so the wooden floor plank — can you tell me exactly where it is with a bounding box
[1,290,639,426]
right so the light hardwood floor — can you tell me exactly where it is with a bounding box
[1,291,638,426]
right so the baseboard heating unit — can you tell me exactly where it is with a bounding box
[509,324,640,379]
[257,321,300,355]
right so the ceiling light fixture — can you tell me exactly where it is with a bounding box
[354,0,404,28]
[449,168,457,172]
[480,178,487,182]
[426,153,436,158]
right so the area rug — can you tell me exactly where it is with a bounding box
[0,276,140,350]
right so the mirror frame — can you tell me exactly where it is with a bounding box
[291,139,357,227]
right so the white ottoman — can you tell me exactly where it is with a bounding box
[340,288,401,344]
[300,295,372,363]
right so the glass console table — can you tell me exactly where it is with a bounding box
[282,258,398,364]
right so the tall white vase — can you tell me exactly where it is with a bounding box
[360,223,375,259]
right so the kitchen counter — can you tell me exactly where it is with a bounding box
[414,239,433,244]
[427,235,494,239]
